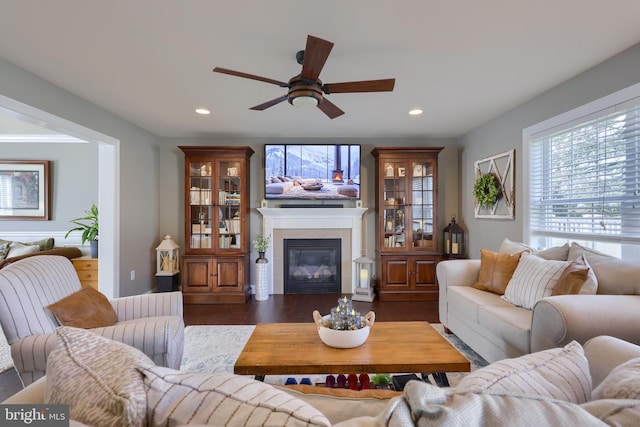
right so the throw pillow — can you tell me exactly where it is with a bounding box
[19,237,55,251]
[45,326,153,427]
[140,366,331,427]
[0,242,10,260]
[471,249,523,295]
[591,356,640,400]
[498,237,533,255]
[6,241,40,258]
[535,243,570,261]
[552,254,598,295]
[502,253,569,309]
[456,340,591,404]
[47,287,118,328]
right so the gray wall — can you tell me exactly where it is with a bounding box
[458,43,640,258]
[0,143,98,232]
[0,56,161,297]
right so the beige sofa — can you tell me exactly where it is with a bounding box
[4,333,640,426]
[0,255,184,386]
[438,239,640,363]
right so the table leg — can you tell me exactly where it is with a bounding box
[431,373,449,387]
[254,375,265,382]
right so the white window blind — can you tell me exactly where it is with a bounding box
[528,96,640,249]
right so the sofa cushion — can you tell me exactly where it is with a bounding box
[45,326,152,427]
[478,304,532,355]
[592,356,640,400]
[581,399,640,426]
[535,243,570,261]
[502,254,569,309]
[447,286,513,324]
[47,287,118,329]
[139,365,331,426]
[472,249,523,295]
[568,242,640,295]
[552,254,598,296]
[456,340,591,404]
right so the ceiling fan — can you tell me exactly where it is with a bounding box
[213,35,395,119]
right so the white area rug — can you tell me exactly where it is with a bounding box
[179,323,488,387]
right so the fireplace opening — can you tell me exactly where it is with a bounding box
[284,238,341,294]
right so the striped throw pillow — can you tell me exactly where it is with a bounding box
[45,326,153,427]
[502,253,569,309]
[456,341,592,404]
[140,366,331,427]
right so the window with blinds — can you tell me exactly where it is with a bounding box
[525,84,640,260]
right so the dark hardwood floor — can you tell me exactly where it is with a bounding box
[183,293,441,325]
[0,294,440,401]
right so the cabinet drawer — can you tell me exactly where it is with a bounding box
[73,260,98,270]
[76,270,98,281]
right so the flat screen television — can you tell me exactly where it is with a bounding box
[264,144,361,200]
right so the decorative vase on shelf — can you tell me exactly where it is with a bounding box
[255,252,269,301]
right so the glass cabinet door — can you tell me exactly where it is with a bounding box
[217,160,242,251]
[188,160,214,249]
[410,160,435,249]
[382,161,407,248]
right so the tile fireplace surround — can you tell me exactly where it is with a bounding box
[257,207,367,295]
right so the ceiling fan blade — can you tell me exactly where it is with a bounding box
[250,95,289,111]
[317,97,345,119]
[213,67,288,87]
[300,35,334,81]
[323,78,395,94]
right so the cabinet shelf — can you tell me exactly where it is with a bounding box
[180,146,254,304]
[372,147,444,301]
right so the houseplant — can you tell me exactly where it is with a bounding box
[252,233,271,301]
[252,233,271,257]
[65,203,99,257]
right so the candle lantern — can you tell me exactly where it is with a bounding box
[155,235,180,292]
[443,215,465,258]
[352,255,375,302]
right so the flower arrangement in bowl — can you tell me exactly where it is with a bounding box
[313,297,375,348]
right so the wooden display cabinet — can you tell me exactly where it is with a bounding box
[371,147,444,301]
[179,146,254,304]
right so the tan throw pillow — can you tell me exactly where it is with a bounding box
[456,341,592,404]
[45,326,152,427]
[140,366,331,427]
[502,253,569,309]
[48,287,117,328]
[535,243,570,261]
[552,254,594,295]
[472,249,523,295]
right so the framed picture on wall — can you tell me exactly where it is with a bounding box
[0,160,51,220]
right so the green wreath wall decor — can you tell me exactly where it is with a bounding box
[473,173,501,208]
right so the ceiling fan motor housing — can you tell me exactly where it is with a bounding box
[288,75,323,106]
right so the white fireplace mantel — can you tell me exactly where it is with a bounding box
[257,208,367,295]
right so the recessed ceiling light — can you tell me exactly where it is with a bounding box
[195,108,211,115]
[409,109,423,116]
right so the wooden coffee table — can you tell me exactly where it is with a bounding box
[234,321,470,386]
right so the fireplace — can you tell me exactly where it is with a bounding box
[257,207,367,295]
[284,239,341,294]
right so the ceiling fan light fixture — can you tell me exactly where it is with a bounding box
[195,108,211,115]
[291,95,320,107]
[409,108,423,116]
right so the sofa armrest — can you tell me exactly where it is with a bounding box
[110,291,183,321]
[531,295,640,353]
[583,335,640,388]
[437,260,480,327]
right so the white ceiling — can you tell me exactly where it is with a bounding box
[1,1,640,139]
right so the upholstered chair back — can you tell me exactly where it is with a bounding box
[0,255,82,344]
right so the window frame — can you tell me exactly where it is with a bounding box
[523,82,640,261]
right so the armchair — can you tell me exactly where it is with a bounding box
[0,255,184,386]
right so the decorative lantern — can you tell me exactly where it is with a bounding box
[156,235,180,276]
[443,215,465,258]
[352,255,375,302]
